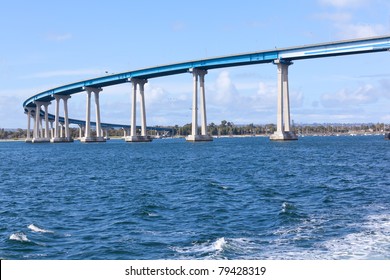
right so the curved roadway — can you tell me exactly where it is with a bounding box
[23,35,390,127]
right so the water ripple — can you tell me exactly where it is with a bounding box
[0,136,389,259]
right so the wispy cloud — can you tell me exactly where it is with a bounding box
[316,0,385,39]
[335,23,386,38]
[22,69,104,79]
[321,83,379,108]
[46,32,73,42]
[314,12,352,22]
[319,0,368,8]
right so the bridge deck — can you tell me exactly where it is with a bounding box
[23,35,390,110]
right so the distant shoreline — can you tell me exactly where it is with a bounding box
[0,139,25,142]
[1,133,386,143]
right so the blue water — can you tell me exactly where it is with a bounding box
[0,136,389,260]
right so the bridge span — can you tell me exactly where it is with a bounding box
[23,35,390,143]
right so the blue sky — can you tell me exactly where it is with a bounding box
[1,0,390,128]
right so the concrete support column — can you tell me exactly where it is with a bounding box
[32,114,36,136]
[85,90,91,138]
[25,107,33,142]
[60,123,64,138]
[94,91,102,138]
[270,59,297,141]
[62,96,71,139]
[51,95,73,143]
[130,80,137,137]
[43,103,50,139]
[78,125,83,139]
[186,68,212,142]
[139,80,147,137]
[125,78,151,142]
[54,95,60,138]
[39,117,43,138]
[81,87,105,143]
[50,121,54,139]
[33,102,42,139]
[276,62,284,133]
[191,70,199,136]
[283,64,291,132]
[199,69,208,136]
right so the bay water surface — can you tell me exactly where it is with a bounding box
[0,136,389,259]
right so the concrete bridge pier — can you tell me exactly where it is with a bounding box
[77,124,83,140]
[25,107,33,143]
[81,87,105,143]
[60,123,64,138]
[103,128,110,140]
[121,127,127,139]
[49,120,54,139]
[125,78,152,142]
[31,101,51,143]
[51,95,73,143]
[270,59,298,141]
[186,68,213,142]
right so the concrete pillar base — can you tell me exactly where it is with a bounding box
[50,137,74,143]
[125,136,152,142]
[185,135,213,142]
[269,131,298,141]
[80,136,106,143]
[31,138,51,143]
[25,139,32,143]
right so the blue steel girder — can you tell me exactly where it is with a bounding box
[23,35,390,120]
[25,109,168,131]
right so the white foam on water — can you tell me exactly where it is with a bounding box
[269,213,390,259]
[28,224,54,233]
[173,214,390,260]
[281,202,288,213]
[147,212,160,217]
[173,237,265,259]
[9,232,30,242]
[213,237,226,251]
[322,214,390,259]
[173,237,227,258]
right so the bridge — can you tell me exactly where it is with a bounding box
[23,35,390,143]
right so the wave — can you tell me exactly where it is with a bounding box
[173,237,227,258]
[213,237,226,251]
[9,232,30,242]
[28,224,54,233]
[322,214,390,259]
[173,237,270,259]
[269,212,390,259]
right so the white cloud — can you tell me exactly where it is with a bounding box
[319,0,368,8]
[314,12,352,22]
[249,81,277,111]
[335,22,386,38]
[204,70,304,124]
[249,81,303,111]
[321,83,377,107]
[143,83,191,125]
[316,0,386,39]
[0,89,36,128]
[211,70,238,105]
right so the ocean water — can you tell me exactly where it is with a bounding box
[0,136,389,260]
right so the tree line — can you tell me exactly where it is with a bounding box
[1,121,388,139]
